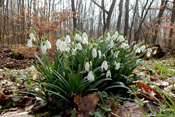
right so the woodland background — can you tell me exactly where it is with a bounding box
[0,0,175,54]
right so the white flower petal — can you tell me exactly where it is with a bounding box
[82,32,88,44]
[87,71,94,81]
[106,70,111,78]
[101,60,108,71]
[92,48,97,58]
[115,62,120,70]
[85,62,90,71]
[41,42,47,54]
[27,39,32,48]
[65,35,71,43]
[29,33,36,41]
[75,34,82,42]
[98,50,102,58]
[46,40,51,49]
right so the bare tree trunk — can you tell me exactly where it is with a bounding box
[168,0,175,49]
[92,0,116,34]
[134,0,154,43]
[152,0,169,44]
[117,0,123,32]
[129,0,138,44]
[102,0,106,34]
[124,0,129,37]
[71,0,77,33]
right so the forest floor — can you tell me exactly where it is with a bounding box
[0,44,175,116]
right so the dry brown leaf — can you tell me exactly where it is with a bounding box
[74,92,99,112]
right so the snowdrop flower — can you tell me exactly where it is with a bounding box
[121,42,129,49]
[72,48,77,55]
[136,59,141,64]
[107,32,110,37]
[41,42,47,54]
[153,49,157,55]
[46,40,51,49]
[56,39,62,50]
[85,62,90,71]
[82,32,88,44]
[114,51,119,58]
[135,48,141,53]
[87,71,94,81]
[111,50,114,55]
[106,70,111,78]
[109,40,114,48]
[112,31,118,39]
[61,41,70,52]
[65,35,71,43]
[140,45,146,52]
[92,48,97,58]
[27,39,32,47]
[101,60,108,71]
[76,43,82,50]
[98,50,102,58]
[75,33,82,42]
[117,35,125,42]
[29,33,36,41]
[147,48,152,57]
[115,62,120,70]
[105,36,110,42]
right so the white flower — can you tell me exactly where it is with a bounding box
[29,33,36,41]
[115,62,120,70]
[85,62,90,71]
[101,60,108,71]
[112,31,118,39]
[133,45,137,49]
[136,59,141,64]
[90,61,92,66]
[153,49,157,55]
[135,48,141,53]
[92,48,97,58]
[107,32,111,38]
[76,43,82,50]
[65,35,71,43]
[56,39,62,50]
[61,41,70,52]
[41,42,47,54]
[75,33,82,42]
[56,40,70,52]
[117,35,125,42]
[46,40,51,49]
[98,50,102,58]
[114,51,119,58]
[105,36,110,42]
[106,70,111,78]
[87,71,94,81]
[147,48,152,57]
[140,45,146,52]
[82,32,88,44]
[121,42,129,49]
[109,40,114,48]
[147,52,151,57]
[72,48,77,55]
[27,39,32,47]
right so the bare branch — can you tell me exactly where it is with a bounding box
[91,0,109,14]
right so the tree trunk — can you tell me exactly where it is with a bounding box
[71,0,77,34]
[168,0,175,49]
[152,0,169,44]
[124,0,129,37]
[117,0,123,32]
[129,0,138,44]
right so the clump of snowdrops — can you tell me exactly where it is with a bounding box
[27,28,149,111]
